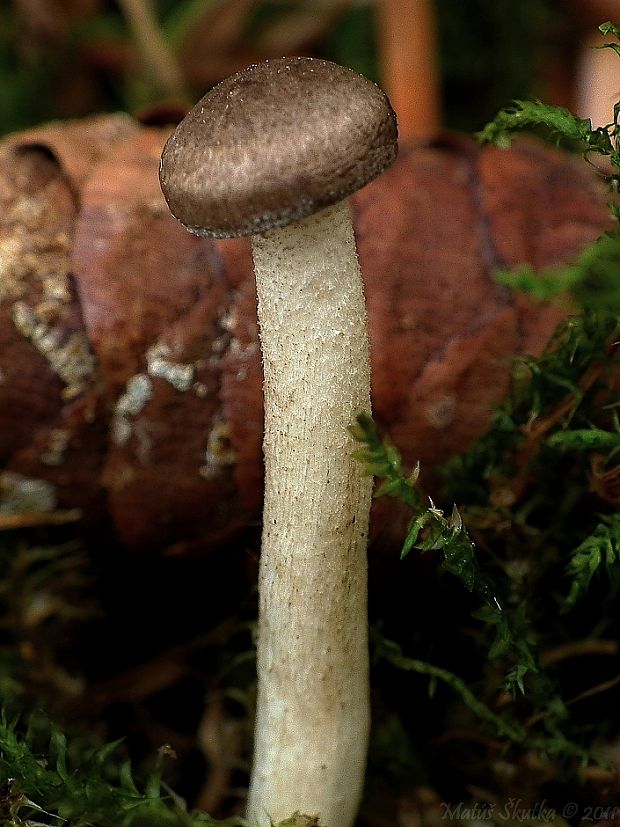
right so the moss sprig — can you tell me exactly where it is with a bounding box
[477,96,617,161]
[478,23,620,181]
[351,414,542,696]
[493,232,620,313]
[0,713,247,827]
[441,309,619,522]
[350,414,494,600]
[563,513,620,611]
[374,635,528,745]
[354,20,620,784]
[0,534,96,707]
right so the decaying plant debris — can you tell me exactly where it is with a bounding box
[0,117,610,555]
[2,23,620,823]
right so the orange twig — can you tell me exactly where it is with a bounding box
[0,510,81,530]
[376,0,441,139]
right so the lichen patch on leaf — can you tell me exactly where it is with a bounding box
[111,373,153,446]
[11,300,96,400]
[146,340,195,391]
[0,471,57,515]
[200,420,237,479]
[40,428,71,467]
[424,394,457,429]
[0,187,72,307]
[0,236,30,302]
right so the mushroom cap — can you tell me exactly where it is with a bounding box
[159,57,398,238]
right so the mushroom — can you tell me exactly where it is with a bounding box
[159,57,398,827]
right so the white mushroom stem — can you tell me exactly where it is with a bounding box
[247,200,372,827]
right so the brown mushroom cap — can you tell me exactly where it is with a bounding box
[159,57,398,238]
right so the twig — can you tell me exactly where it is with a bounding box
[526,673,620,729]
[0,510,81,530]
[257,0,351,53]
[196,693,244,813]
[70,618,238,715]
[429,728,503,750]
[376,0,441,139]
[540,638,618,667]
[565,672,620,707]
[117,0,186,99]
[503,353,615,504]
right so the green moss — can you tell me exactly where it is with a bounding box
[352,22,620,784]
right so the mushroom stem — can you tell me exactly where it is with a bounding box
[248,200,372,827]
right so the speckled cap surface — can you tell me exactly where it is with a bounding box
[159,57,398,238]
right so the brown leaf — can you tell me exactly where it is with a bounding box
[0,118,612,554]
